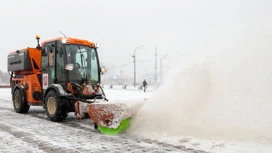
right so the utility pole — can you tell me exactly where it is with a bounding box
[155,47,157,84]
[160,54,169,84]
[131,45,143,87]
[133,54,136,86]
[160,58,162,84]
[120,67,123,84]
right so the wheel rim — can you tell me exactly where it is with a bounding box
[14,94,21,109]
[47,97,56,115]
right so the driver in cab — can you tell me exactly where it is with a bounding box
[68,51,82,81]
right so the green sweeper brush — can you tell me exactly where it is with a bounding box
[98,118,131,135]
[88,101,144,135]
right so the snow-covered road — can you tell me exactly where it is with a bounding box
[0,88,205,153]
[0,87,271,153]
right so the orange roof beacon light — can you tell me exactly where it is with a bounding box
[36,35,40,39]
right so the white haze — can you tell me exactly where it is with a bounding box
[128,24,272,146]
[1,0,272,78]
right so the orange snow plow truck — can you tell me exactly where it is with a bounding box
[7,36,137,134]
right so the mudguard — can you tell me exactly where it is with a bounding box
[44,84,72,98]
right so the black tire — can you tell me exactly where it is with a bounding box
[60,110,69,120]
[45,90,66,122]
[60,99,70,120]
[13,89,30,113]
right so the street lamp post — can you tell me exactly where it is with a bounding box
[131,45,143,87]
[160,54,169,84]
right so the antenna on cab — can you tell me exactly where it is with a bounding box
[59,31,67,38]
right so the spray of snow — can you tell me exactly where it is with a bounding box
[90,101,145,128]
[128,25,272,144]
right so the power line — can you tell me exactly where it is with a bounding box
[107,59,154,71]
[107,61,133,71]
[106,53,194,71]
[137,59,155,63]
[166,53,195,59]
[133,53,195,63]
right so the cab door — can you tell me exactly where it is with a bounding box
[55,45,67,87]
[41,41,67,95]
[41,41,56,95]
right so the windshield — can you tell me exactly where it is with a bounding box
[65,44,99,84]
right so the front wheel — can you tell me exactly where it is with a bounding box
[13,89,30,113]
[45,90,66,122]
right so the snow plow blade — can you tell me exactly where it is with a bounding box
[88,101,144,135]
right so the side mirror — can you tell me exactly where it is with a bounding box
[42,45,52,56]
[95,43,100,48]
[42,48,47,56]
[100,66,107,73]
[65,64,74,71]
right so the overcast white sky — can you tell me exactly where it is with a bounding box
[1,0,272,80]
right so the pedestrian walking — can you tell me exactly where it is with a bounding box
[143,79,147,92]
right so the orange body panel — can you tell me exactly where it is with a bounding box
[12,74,42,104]
[27,48,42,73]
[10,47,42,104]
[41,37,96,47]
[24,74,42,103]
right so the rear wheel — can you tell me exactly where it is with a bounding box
[45,90,67,122]
[13,89,30,113]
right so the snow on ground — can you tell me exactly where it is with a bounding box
[0,88,12,101]
[104,87,153,101]
[126,25,272,153]
[1,80,272,152]
[0,88,187,153]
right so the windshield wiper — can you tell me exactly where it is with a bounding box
[82,54,87,83]
[77,45,87,82]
